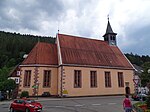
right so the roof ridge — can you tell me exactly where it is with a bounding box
[58,33,105,42]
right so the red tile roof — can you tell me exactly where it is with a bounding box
[58,34,133,69]
[21,34,133,69]
[22,42,58,65]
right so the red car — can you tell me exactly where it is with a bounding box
[9,98,42,112]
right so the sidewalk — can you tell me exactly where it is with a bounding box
[0,100,11,105]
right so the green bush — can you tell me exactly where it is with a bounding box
[20,91,29,98]
[146,96,150,109]
[133,102,146,112]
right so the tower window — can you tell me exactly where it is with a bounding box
[110,36,113,40]
[104,37,108,41]
[113,36,115,40]
[110,36,115,41]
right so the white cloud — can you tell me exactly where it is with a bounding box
[0,0,150,55]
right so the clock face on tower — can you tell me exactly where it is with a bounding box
[110,41,116,45]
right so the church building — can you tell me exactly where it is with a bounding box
[18,20,134,97]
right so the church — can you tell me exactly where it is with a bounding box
[18,20,134,97]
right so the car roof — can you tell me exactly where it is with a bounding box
[14,98,34,101]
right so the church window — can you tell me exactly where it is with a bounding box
[43,70,51,87]
[118,72,124,87]
[90,71,97,88]
[105,72,111,87]
[74,70,82,88]
[24,70,31,87]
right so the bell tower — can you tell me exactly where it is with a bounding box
[103,17,117,46]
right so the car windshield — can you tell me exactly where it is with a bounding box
[25,99,35,103]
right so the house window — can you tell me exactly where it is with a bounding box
[90,71,97,88]
[24,70,31,87]
[118,72,124,87]
[74,70,81,88]
[15,78,19,84]
[105,72,111,87]
[43,70,51,87]
[17,71,20,76]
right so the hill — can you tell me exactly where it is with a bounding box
[0,31,55,68]
[125,53,150,66]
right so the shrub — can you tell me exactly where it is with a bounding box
[146,95,150,109]
[20,91,29,98]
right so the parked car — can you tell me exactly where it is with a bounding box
[9,98,42,112]
[0,91,7,101]
[132,93,147,101]
[41,92,51,97]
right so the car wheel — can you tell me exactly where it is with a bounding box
[10,107,14,112]
[25,108,30,112]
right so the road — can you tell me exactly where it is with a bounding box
[0,96,135,112]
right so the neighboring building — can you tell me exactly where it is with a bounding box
[133,64,143,76]
[132,64,149,94]
[133,64,143,87]
[9,65,20,84]
[8,65,21,98]
[18,20,134,97]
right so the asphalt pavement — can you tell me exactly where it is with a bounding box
[0,96,137,112]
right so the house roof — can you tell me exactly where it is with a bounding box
[21,34,133,69]
[58,34,133,69]
[22,42,58,65]
[133,64,143,75]
[9,65,20,77]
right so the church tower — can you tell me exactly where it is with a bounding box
[103,17,117,46]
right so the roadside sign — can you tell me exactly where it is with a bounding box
[133,79,139,85]
[32,85,38,89]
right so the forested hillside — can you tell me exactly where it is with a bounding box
[0,31,55,68]
[125,53,150,66]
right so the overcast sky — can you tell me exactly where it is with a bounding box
[0,0,150,55]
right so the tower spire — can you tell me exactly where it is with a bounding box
[105,16,114,34]
[103,16,117,46]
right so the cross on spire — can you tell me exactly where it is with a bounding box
[107,14,109,21]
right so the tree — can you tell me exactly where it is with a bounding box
[140,62,150,86]
[6,58,16,67]
[0,79,16,99]
[0,67,10,82]
[3,79,16,92]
